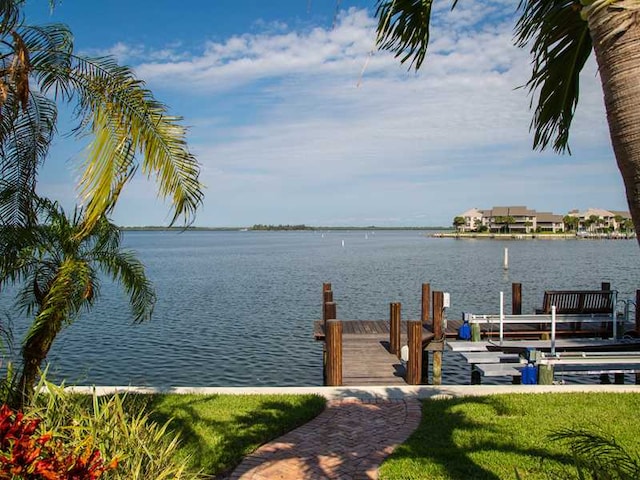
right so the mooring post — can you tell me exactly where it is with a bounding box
[421,351,430,384]
[421,283,431,325]
[512,283,522,315]
[432,291,444,339]
[636,290,640,334]
[390,302,401,357]
[406,320,422,385]
[322,290,333,320]
[325,320,342,386]
[432,291,444,385]
[538,364,554,385]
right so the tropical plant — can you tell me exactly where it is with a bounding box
[563,215,580,231]
[374,0,640,246]
[0,0,203,235]
[0,198,155,408]
[452,216,465,231]
[549,428,640,479]
[0,402,117,478]
[33,382,200,480]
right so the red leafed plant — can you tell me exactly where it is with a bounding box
[0,404,117,479]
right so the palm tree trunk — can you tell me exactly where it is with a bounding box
[586,0,640,245]
[11,313,62,410]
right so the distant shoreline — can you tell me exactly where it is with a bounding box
[119,226,450,232]
[431,232,636,240]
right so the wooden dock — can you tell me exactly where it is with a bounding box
[317,282,640,387]
[315,319,441,386]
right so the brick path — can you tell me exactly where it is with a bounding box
[229,398,422,480]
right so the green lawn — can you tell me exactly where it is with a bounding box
[379,393,640,480]
[133,393,326,477]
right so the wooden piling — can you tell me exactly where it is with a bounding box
[421,351,430,384]
[421,283,431,324]
[601,282,611,291]
[389,302,401,357]
[322,290,333,320]
[324,301,336,322]
[432,291,444,339]
[512,283,522,315]
[538,364,554,385]
[432,291,444,385]
[325,320,342,386]
[432,352,442,385]
[406,320,422,385]
[636,290,640,336]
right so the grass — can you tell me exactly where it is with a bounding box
[126,393,326,477]
[378,392,640,480]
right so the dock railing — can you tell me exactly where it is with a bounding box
[467,292,621,354]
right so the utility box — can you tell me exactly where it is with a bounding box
[443,292,451,308]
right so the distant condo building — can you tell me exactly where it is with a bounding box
[456,206,632,233]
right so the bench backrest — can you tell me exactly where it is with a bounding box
[540,290,615,314]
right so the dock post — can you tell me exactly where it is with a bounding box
[432,291,444,339]
[390,302,401,357]
[325,320,343,386]
[512,283,522,315]
[322,290,333,320]
[421,351,430,384]
[538,364,554,385]
[406,320,422,385]
[432,291,444,385]
[637,290,640,386]
[322,300,336,385]
[421,283,431,325]
[636,290,640,336]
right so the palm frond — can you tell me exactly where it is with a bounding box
[551,428,640,479]
[24,257,92,345]
[39,54,203,234]
[95,249,155,323]
[0,91,57,226]
[375,0,436,70]
[515,0,592,153]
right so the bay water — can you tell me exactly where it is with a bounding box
[2,230,639,387]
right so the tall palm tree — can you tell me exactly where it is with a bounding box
[375,0,640,245]
[0,1,203,235]
[0,197,155,408]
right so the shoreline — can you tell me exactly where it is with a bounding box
[431,232,636,240]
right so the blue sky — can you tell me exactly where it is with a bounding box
[27,0,627,227]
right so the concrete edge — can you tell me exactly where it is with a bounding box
[63,384,640,400]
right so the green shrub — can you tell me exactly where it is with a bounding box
[33,382,201,479]
[0,403,116,479]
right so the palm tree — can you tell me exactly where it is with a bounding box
[563,215,579,232]
[0,197,155,408]
[0,1,203,235]
[374,0,640,246]
[452,215,465,231]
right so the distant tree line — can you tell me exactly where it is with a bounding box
[250,224,313,231]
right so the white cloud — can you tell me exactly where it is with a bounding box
[66,6,623,226]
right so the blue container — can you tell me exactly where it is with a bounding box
[521,363,538,384]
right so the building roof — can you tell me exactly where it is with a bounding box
[536,212,563,223]
[459,208,483,218]
[485,206,536,217]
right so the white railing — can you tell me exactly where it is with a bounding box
[468,292,618,354]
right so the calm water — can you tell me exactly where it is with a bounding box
[2,230,639,387]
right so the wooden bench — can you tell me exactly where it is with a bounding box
[535,290,616,334]
[536,290,616,315]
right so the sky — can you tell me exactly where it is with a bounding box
[25,0,629,227]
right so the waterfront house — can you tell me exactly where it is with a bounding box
[454,206,631,234]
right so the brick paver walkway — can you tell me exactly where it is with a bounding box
[229,398,422,480]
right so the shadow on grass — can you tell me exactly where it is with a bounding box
[131,393,326,478]
[379,393,573,480]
